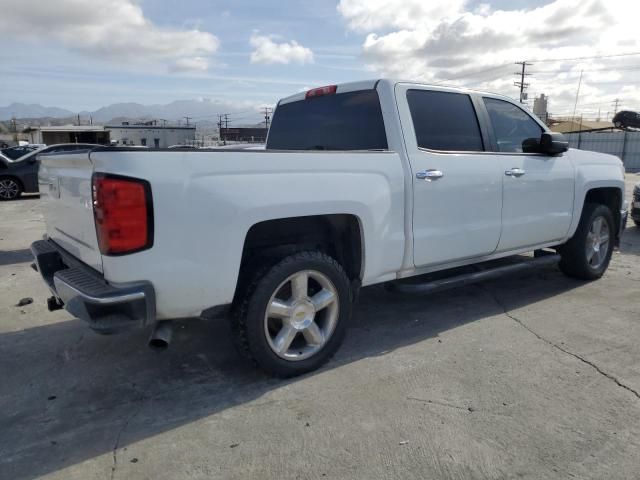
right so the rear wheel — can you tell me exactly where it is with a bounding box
[232,251,352,377]
[559,203,614,280]
[0,177,22,200]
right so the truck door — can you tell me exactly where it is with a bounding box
[396,84,503,268]
[480,96,574,251]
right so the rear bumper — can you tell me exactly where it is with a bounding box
[31,239,155,334]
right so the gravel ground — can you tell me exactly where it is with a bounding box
[1,177,639,480]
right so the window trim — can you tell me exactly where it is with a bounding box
[478,94,551,156]
[406,88,488,154]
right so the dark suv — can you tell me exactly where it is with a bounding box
[0,144,99,200]
[632,184,640,227]
[613,110,640,130]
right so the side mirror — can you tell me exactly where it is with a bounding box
[539,132,568,155]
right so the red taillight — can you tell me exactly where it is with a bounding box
[92,174,153,255]
[305,85,337,99]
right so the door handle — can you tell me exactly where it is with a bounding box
[505,168,526,177]
[416,169,444,181]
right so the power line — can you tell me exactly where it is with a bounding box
[529,51,640,63]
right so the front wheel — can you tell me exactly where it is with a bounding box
[559,203,615,280]
[232,251,352,377]
[0,177,22,200]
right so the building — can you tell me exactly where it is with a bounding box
[533,94,548,121]
[35,126,110,145]
[220,127,268,143]
[106,122,196,148]
[549,118,614,133]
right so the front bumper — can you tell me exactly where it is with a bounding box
[31,239,155,334]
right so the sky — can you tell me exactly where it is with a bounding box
[1,0,639,121]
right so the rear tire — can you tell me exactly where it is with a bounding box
[559,203,615,280]
[232,251,352,377]
[0,176,22,200]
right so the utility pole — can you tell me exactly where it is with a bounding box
[77,114,81,126]
[571,70,583,124]
[183,116,192,127]
[514,61,533,103]
[10,116,17,143]
[612,98,620,115]
[262,107,273,129]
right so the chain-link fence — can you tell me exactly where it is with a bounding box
[565,131,640,171]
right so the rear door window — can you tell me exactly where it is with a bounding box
[267,90,387,150]
[483,97,544,153]
[406,89,484,152]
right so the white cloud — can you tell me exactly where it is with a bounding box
[338,0,640,116]
[249,33,314,65]
[169,57,209,73]
[0,0,219,73]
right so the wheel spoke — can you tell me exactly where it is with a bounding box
[593,248,603,266]
[599,233,610,245]
[268,299,292,319]
[291,272,308,301]
[586,247,595,263]
[310,288,336,312]
[592,217,602,233]
[302,322,324,346]
[273,324,297,354]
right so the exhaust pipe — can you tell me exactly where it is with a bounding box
[148,320,173,350]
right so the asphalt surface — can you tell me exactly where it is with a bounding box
[1,178,639,480]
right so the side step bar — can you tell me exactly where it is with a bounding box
[388,253,560,295]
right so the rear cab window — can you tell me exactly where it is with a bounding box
[266,89,388,151]
[406,89,484,152]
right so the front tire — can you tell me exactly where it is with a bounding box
[232,251,352,377]
[0,177,22,200]
[559,203,615,280]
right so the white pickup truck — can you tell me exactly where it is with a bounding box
[32,79,627,377]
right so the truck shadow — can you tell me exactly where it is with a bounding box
[0,265,586,480]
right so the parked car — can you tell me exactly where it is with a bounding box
[31,79,627,377]
[1,145,43,160]
[613,110,640,130]
[632,184,640,226]
[0,143,99,200]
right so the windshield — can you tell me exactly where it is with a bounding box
[266,89,388,151]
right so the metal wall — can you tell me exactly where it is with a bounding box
[565,131,640,171]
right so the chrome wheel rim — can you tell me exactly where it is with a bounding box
[264,269,339,361]
[586,215,610,269]
[0,179,19,199]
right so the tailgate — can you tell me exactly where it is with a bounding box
[38,151,103,272]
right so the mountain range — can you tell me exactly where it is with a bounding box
[0,99,265,125]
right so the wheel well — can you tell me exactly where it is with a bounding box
[584,187,621,231]
[235,214,363,300]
